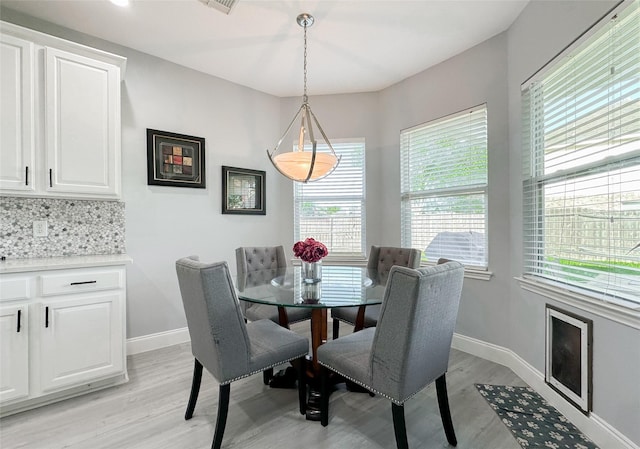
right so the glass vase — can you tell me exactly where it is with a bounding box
[301,282,322,303]
[301,260,322,283]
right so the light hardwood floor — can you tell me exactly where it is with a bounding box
[1,322,526,449]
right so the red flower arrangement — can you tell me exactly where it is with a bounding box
[293,238,328,263]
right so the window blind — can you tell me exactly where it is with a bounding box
[522,0,640,306]
[294,139,366,258]
[400,105,488,268]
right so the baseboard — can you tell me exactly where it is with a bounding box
[126,327,190,355]
[452,333,638,449]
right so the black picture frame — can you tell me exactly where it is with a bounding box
[222,166,265,215]
[545,304,593,414]
[146,129,205,188]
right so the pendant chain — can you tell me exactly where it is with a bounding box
[303,22,308,102]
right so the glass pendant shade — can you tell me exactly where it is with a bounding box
[268,102,340,182]
[272,151,338,182]
[267,13,340,183]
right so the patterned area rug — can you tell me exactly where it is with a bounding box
[475,384,599,449]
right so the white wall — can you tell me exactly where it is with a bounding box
[378,32,512,346]
[374,1,639,444]
[507,1,640,444]
[0,8,288,338]
[121,52,286,337]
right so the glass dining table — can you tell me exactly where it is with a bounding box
[235,264,386,420]
[236,264,386,372]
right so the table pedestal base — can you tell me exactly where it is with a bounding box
[305,389,324,421]
[269,307,372,420]
[268,367,298,389]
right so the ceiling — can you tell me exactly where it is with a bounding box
[1,0,529,97]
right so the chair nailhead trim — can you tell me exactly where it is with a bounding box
[221,352,308,386]
[318,360,435,405]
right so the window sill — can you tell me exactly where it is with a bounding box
[516,276,640,330]
[462,268,493,281]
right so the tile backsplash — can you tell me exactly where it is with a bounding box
[0,197,125,259]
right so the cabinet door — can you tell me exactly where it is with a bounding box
[39,292,124,393]
[45,47,120,198]
[0,304,29,403]
[0,34,35,192]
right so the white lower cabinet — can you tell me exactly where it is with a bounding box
[0,261,128,416]
[39,292,123,393]
[0,304,29,403]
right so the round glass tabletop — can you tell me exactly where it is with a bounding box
[235,265,386,308]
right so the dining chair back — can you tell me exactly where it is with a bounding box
[235,246,312,385]
[235,246,287,272]
[318,261,465,449]
[176,256,309,449]
[331,245,422,339]
[371,263,462,401]
[235,246,312,324]
[367,245,422,275]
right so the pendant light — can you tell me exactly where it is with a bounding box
[267,13,341,183]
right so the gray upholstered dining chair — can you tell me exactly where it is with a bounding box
[318,262,464,449]
[176,257,309,449]
[331,245,421,339]
[236,246,313,385]
[236,246,313,327]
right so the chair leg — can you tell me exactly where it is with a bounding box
[332,318,340,340]
[320,365,329,426]
[185,359,203,420]
[211,384,231,449]
[391,403,409,449]
[295,357,307,415]
[263,368,273,385]
[436,374,457,446]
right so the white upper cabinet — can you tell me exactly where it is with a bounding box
[0,21,126,200]
[0,33,35,192]
[45,48,121,197]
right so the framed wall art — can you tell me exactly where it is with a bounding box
[222,166,265,215]
[147,129,205,188]
[545,304,593,414]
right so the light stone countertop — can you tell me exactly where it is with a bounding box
[0,254,133,273]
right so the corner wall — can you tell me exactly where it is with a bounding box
[378,32,512,348]
[506,1,640,445]
[373,1,639,445]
